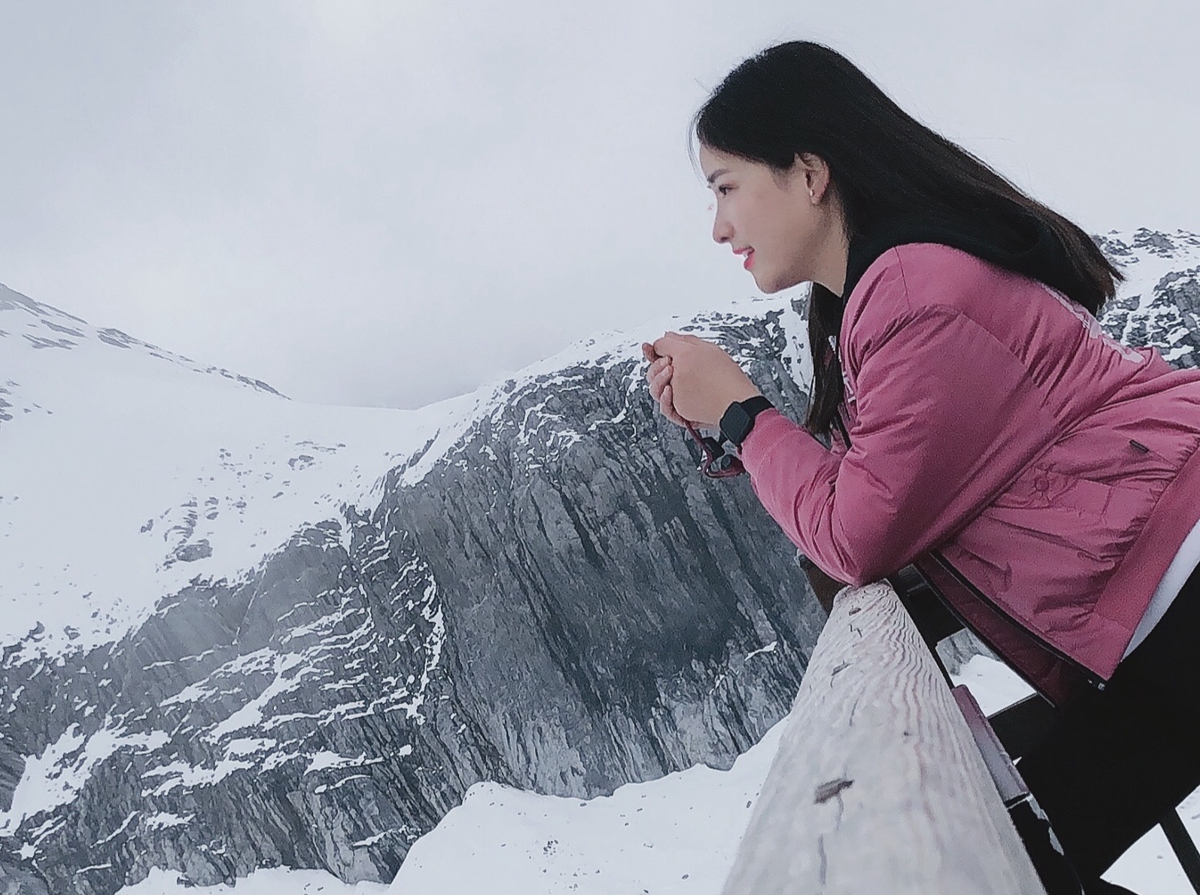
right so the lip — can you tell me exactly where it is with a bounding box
[739,248,755,270]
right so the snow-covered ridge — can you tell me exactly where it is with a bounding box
[0,283,282,406]
[0,283,480,658]
[0,273,804,665]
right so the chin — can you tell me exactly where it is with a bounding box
[754,273,787,295]
[762,270,810,294]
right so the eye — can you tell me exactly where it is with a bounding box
[716,184,732,196]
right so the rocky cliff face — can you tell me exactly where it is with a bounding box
[0,293,823,894]
[1,228,1198,895]
[1096,229,1200,366]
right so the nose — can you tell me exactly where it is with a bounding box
[712,208,733,244]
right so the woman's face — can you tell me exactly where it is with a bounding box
[699,144,828,294]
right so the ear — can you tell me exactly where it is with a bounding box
[794,153,832,203]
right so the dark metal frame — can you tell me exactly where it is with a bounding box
[882,564,1200,895]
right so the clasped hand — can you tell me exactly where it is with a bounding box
[641,332,762,429]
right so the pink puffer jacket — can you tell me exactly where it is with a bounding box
[740,243,1200,698]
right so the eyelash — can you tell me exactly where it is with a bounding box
[717,185,732,196]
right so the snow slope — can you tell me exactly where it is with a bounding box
[386,657,1200,895]
[0,285,488,658]
[387,721,784,895]
[104,659,1199,895]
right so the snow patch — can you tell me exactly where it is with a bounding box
[304,751,384,775]
[390,718,786,895]
[949,654,1035,716]
[143,812,195,831]
[141,757,255,797]
[115,866,388,895]
[0,724,168,834]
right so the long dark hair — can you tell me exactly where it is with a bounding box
[692,41,1122,438]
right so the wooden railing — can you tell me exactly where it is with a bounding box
[721,581,1047,895]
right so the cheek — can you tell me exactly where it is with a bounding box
[778,205,814,250]
[759,195,795,240]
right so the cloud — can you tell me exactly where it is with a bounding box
[0,0,1197,408]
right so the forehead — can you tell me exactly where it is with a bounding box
[698,145,741,179]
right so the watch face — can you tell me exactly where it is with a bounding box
[721,402,752,445]
[721,397,772,446]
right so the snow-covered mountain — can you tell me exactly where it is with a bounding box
[0,275,820,893]
[1,227,1199,895]
[0,286,493,659]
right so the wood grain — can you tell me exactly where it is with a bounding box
[720,582,1046,895]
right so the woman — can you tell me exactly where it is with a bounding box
[644,41,1200,895]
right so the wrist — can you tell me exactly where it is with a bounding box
[714,385,761,423]
[719,395,774,448]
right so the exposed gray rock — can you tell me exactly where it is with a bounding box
[173,541,213,563]
[0,861,49,895]
[0,742,22,814]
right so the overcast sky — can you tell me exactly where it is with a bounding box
[1,1,1197,409]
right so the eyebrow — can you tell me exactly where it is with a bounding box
[706,168,731,185]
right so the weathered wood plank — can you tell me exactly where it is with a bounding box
[721,582,1046,895]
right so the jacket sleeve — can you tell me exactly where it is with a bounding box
[739,304,1055,585]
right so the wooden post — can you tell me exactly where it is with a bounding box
[722,582,1046,895]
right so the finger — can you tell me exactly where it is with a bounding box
[644,356,667,383]
[648,366,672,402]
[660,384,688,427]
[641,342,658,362]
[653,334,685,357]
[652,369,672,398]
[657,382,674,418]
[661,382,682,422]
[647,358,673,399]
[655,377,672,409]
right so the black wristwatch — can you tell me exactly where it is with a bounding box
[719,396,774,448]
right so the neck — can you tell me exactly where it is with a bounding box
[824,235,850,297]
[814,209,851,297]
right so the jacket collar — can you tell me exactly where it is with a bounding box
[841,211,1089,307]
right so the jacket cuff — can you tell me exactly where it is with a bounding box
[739,409,821,473]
